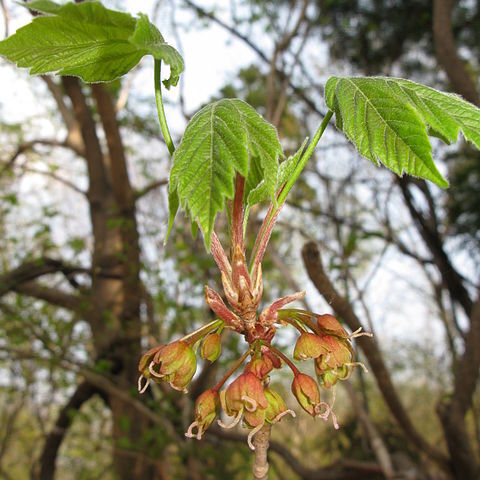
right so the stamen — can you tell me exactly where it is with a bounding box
[148,361,165,378]
[241,395,257,412]
[185,421,199,439]
[315,401,331,420]
[169,382,188,394]
[348,327,373,340]
[247,423,264,450]
[345,361,368,373]
[218,408,243,429]
[137,375,150,394]
[330,409,339,430]
[271,409,296,423]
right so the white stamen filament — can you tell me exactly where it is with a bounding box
[330,409,339,430]
[242,395,257,412]
[218,408,243,429]
[315,401,331,420]
[348,327,373,340]
[148,361,165,378]
[271,409,296,424]
[247,423,264,450]
[345,361,368,373]
[169,382,188,394]
[137,375,150,394]
[185,421,204,440]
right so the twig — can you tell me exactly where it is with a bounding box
[252,424,271,480]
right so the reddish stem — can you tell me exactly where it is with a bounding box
[232,174,246,252]
[250,203,284,276]
[211,231,231,276]
[213,346,253,392]
[261,341,300,376]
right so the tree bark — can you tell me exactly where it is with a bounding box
[433,0,480,107]
[57,77,154,480]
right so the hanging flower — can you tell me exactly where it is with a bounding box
[264,387,296,424]
[291,373,329,419]
[185,389,220,440]
[138,340,197,393]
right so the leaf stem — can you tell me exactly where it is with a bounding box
[213,346,253,392]
[277,110,333,205]
[154,59,175,156]
[277,309,320,335]
[249,111,333,273]
[180,319,224,345]
[232,174,246,252]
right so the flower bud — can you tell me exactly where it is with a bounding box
[185,389,220,440]
[291,373,322,417]
[142,340,197,393]
[201,333,222,362]
[316,314,348,337]
[293,332,329,361]
[264,387,296,424]
[314,335,353,373]
[220,372,268,429]
[246,354,273,381]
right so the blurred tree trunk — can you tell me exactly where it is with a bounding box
[34,77,155,480]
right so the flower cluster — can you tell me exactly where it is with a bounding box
[138,175,371,450]
[138,305,370,449]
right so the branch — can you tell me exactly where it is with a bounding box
[1,139,84,176]
[61,77,109,203]
[437,294,480,479]
[134,178,168,200]
[183,0,324,116]
[0,257,88,298]
[13,281,83,312]
[91,84,134,211]
[0,0,9,38]
[253,424,270,480]
[39,381,99,480]
[20,166,86,196]
[433,0,480,107]
[301,241,449,469]
[344,382,395,479]
[398,178,473,317]
[209,427,383,480]
[41,76,85,154]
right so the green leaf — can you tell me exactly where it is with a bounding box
[19,0,61,14]
[246,137,308,210]
[323,76,480,188]
[169,99,281,249]
[129,14,183,89]
[0,1,183,85]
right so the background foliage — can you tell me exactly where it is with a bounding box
[0,1,479,479]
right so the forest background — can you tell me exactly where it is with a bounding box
[0,0,479,479]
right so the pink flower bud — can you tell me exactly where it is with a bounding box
[291,373,321,417]
[219,372,268,429]
[185,389,220,440]
[316,314,349,337]
[293,332,329,361]
[141,340,197,393]
[201,333,222,362]
[314,335,353,372]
